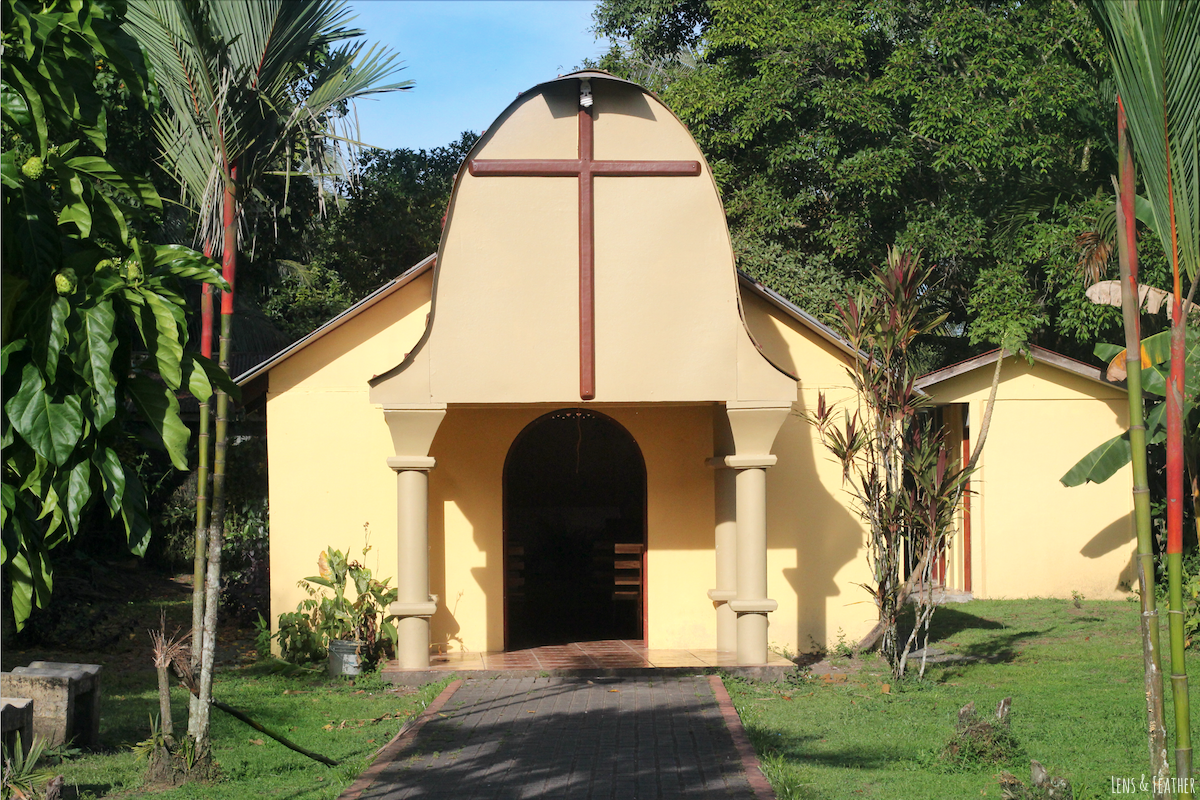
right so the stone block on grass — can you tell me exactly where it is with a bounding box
[1,662,102,747]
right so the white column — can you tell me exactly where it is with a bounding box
[382,405,446,670]
[728,458,776,664]
[723,402,790,665]
[707,463,737,652]
[388,458,438,669]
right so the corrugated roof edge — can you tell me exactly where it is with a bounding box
[736,272,857,359]
[914,344,1121,391]
[233,253,437,386]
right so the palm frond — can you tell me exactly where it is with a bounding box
[1090,0,1200,282]
[125,0,412,250]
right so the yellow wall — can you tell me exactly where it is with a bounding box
[267,269,881,655]
[923,357,1136,600]
[744,293,878,650]
[266,273,433,637]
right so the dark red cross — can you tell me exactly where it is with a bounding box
[468,83,701,401]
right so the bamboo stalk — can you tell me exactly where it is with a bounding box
[1117,96,1170,798]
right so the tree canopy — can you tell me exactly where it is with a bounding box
[593,0,1171,361]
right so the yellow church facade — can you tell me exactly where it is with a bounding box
[240,72,1135,669]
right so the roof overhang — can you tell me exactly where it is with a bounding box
[915,345,1122,392]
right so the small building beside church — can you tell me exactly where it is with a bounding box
[240,72,1135,668]
[915,347,1136,601]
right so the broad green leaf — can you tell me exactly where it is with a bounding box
[78,301,118,428]
[53,161,90,237]
[182,353,213,403]
[1148,400,1168,444]
[0,482,13,533]
[7,549,35,630]
[1143,365,1168,397]
[193,353,240,400]
[64,457,91,534]
[1094,342,1125,363]
[126,374,189,469]
[1142,330,1172,366]
[67,155,162,211]
[119,470,152,557]
[5,362,82,464]
[6,60,47,153]
[1060,431,1132,486]
[0,148,21,188]
[94,446,124,516]
[42,295,68,382]
[93,191,130,244]
[153,245,227,288]
[141,292,185,389]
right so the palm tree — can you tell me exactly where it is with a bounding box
[125,0,410,756]
[1089,0,1200,791]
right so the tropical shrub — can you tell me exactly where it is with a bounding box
[1,0,229,629]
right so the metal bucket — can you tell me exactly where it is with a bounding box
[327,639,362,677]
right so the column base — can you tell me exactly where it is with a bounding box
[396,616,431,669]
[736,611,769,665]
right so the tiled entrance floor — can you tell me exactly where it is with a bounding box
[383,640,794,685]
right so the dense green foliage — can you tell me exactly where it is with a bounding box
[314,132,479,298]
[591,0,1174,361]
[1,0,229,630]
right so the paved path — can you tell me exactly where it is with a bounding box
[342,676,773,800]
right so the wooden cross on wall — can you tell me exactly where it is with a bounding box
[468,78,701,401]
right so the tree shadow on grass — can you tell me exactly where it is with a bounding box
[747,729,908,771]
[896,607,1050,667]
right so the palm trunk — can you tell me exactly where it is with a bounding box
[189,265,215,738]
[1168,287,1192,794]
[196,165,237,753]
[1117,96,1170,797]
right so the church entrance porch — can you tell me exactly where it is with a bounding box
[503,409,646,650]
[382,640,794,685]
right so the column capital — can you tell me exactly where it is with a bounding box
[387,456,436,472]
[708,589,737,602]
[707,455,778,469]
[381,404,446,460]
[390,599,438,618]
[729,598,778,613]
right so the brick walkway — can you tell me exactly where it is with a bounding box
[342,676,773,800]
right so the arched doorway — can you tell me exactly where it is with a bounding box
[504,409,647,649]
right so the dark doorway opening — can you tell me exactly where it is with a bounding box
[504,409,646,650]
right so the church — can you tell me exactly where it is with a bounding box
[238,72,1135,670]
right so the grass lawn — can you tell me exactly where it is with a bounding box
[3,586,450,800]
[44,664,449,800]
[726,597,1185,799]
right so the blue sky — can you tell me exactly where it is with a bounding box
[347,1,607,153]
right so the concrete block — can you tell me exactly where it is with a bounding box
[0,698,33,757]
[1,662,102,747]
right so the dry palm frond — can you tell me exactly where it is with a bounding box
[1075,228,1114,286]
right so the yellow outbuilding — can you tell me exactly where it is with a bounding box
[239,72,1134,670]
[915,347,1136,601]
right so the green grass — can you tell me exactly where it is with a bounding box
[19,658,448,800]
[726,598,1185,799]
